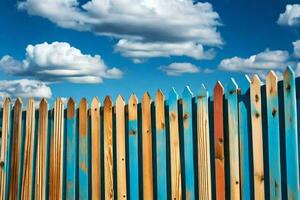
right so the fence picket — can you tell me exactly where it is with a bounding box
[66,98,77,199]
[104,96,114,200]
[238,76,251,200]
[197,84,212,200]
[226,78,240,200]
[266,71,281,199]
[128,94,139,200]
[49,98,64,199]
[213,81,226,200]
[79,98,90,199]
[21,98,36,199]
[35,99,49,200]
[116,95,127,199]
[250,75,265,199]
[91,97,101,199]
[283,67,300,199]
[182,86,196,200]
[168,88,182,200]
[0,98,11,199]
[155,90,167,200]
[142,92,154,200]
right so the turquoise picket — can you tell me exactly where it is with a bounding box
[182,86,196,200]
[155,90,167,200]
[78,98,90,199]
[66,98,77,199]
[128,94,139,200]
[226,78,240,199]
[266,71,281,199]
[283,67,300,199]
[238,75,251,200]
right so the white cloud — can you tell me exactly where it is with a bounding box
[159,62,212,76]
[219,49,290,74]
[293,40,300,58]
[18,0,222,61]
[277,4,300,26]
[0,79,52,106]
[0,42,123,84]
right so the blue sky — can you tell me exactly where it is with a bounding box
[0,0,299,105]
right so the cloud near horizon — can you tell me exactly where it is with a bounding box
[159,62,212,76]
[0,42,123,84]
[18,0,223,62]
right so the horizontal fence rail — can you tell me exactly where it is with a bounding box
[0,67,300,199]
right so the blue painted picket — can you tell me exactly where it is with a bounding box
[0,67,300,199]
[283,67,300,199]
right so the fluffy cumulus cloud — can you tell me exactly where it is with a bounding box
[0,79,52,105]
[277,4,300,26]
[293,40,300,58]
[18,0,222,61]
[0,42,123,83]
[159,62,212,76]
[219,49,290,74]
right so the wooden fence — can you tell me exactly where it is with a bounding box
[0,67,300,199]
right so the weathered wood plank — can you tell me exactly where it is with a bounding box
[128,94,139,200]
[21,98,36,199]
[0,98,11,199]
[182,86,196,200]
[91,97,101,200]
[155,90,167,200]
[142,92,154,200]
[35,99,49,200]
[226,78,240,200]
[238,76,251,200]
[283,67,300,199]
[116,95,127,199]
[213,82,226,200]
[49,98,64,199]
[197,84,212,200]
[79,98,90,199]
[266,71,281,199]
[168,88,182,200]
[104,96,114,200]
[66,98,77,200]
[250,75,265,199]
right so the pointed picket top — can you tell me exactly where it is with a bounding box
[266,70,278,85]
[116,95,125,106]
[155,89,164,103]
[15,97,23,108]
[284,66,295,80]
[54,97,64,108]
[79,97,88,108]
[39,98,47,106]
[251,74,262,86]
[39,98,48,113]
[169,87,178,100]
[214,81,224,94]
[129,94,138,106]
[91,96,100,111]
[104,96,113,108]
[67,98,75,118]
[199,83,208,97]
[227,78,238,95]
[128,94,138,120]
[142,92,151,105]
[183,86,193,99]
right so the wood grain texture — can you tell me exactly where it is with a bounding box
[250,75,265,199]
[116,95,127,199]
[168,88,182,200]
[49,98,64,199]
[35,99,49,200]
[0,98,11,200]
[197,84,212,200]
[226,78,240,200]
[104,96,114,200]
[155,90,167,200]
[266,71,281,200]
[283,67,300,199]
[213,82,226,200]
[66,98,77,200]
[79,98,90,199]
[91,97,101,200]
[128,94,139,200]
[142,92,154,200]
[21,98,36,199]
[182,86,196,200]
